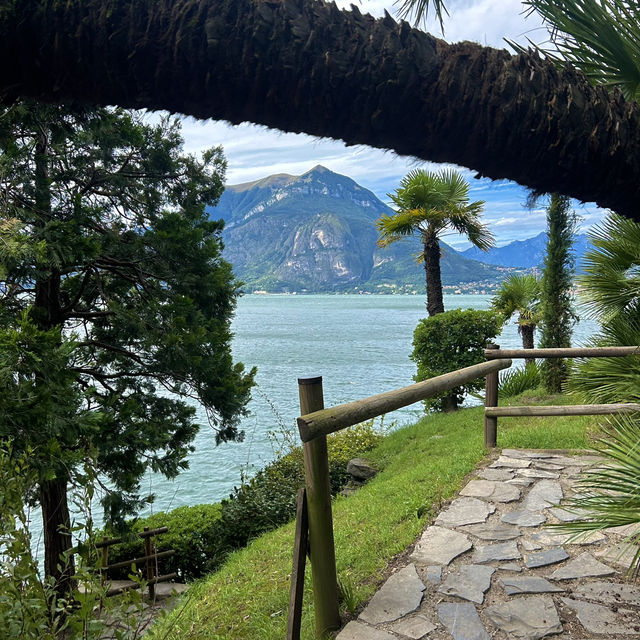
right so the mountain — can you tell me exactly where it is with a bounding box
[459,231,591,270]
[207,166,509,293]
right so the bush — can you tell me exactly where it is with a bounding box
[412,309,502,411]
[103,503,223,581]
[499,362,541,398]
[106,421,385,580]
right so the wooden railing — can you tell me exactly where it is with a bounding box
[95,526,176,598]
[483,344,640,447]
[289,344,640,638]
[288,358,512,639]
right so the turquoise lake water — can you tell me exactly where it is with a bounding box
[26,293,600,551]
[141,293,599,515]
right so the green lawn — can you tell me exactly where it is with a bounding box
[148,390,598,639]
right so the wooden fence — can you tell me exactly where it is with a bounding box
[289,358,512,638]
[290,344,640,639]
[483,344,640,447]
[95,526,176,598]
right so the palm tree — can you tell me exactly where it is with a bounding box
[491,274,541,364]
[1,1,640,218]
[568,213,640,404]
[377,169,493,316]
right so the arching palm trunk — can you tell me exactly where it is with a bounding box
[423,233,444,316]
[2,1,640,218]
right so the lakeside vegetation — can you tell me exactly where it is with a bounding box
[148,389,596,639]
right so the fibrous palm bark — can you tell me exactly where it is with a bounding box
[1,0,640,219]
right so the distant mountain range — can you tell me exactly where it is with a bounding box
[207,166,589,293]
[461,231,590,270]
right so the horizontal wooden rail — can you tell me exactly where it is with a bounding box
[486,403,640,417]
[485,346,640,359]
[104,549,175,571]
[105,572,178,596]
[297,359,512,442]
[95,526,169,549]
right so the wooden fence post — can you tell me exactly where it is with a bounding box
[298,377,340,638]
[143,526,155,600]
[485,344,500,448]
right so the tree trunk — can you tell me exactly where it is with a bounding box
[442,394,458,412]
[521,323,535,367]
[423,233,444,317]
[40,476,75,595]
[1,1,640,219]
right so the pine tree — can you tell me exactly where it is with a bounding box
[0,102,255,593]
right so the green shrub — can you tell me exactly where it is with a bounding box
[412,309,502,411]
[499,362,541,398]
[107,421,384,581]
[104,503,223,581]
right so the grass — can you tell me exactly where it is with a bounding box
[148,389,599,640]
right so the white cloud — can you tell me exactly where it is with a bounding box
[173,2,591,247]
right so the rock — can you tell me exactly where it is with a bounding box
[346,458,377,481]
[473,540,521,564]
[532,462,565,471]
[389,614,437,639]
[459,523,521,541]
[437,565,495,604]
[499,562,522,572]
[520,539,541,551]
[340,486,358,497]
[336,621,396,640]
[606,523,640,537]
[437,603,490,640]
[499,576,563,595]
[359,564,425,624]
[530,531,567,547]
[485,596,563,639]
[435,497,495,527]
[560,598,640,635]
[596,542,640,570]
[501,510,546,527]
[425,566,442,584]
[524,548,569,568]
[411,526,472,566]
[549,551,616,580]
[520,480,563,511]
[477,468,513,481]
[490,456,532,469]
[460,480,521,503]
[516,469,560,479]
[508,477,536,486]
[548,506,589,522]
[573,581,640,607]
[501,450,550,459]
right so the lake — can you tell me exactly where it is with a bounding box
[141,293,599,515]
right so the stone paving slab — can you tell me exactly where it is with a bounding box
[336,449,640,640]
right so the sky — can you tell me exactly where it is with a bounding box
[176,0,606,249]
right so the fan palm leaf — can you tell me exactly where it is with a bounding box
[554,414,640,575]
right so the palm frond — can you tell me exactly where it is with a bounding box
[555,414,640,575]
[520,0,640,101]
[491,274,541,322]
[394,0,449,32]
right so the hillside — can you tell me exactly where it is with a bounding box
[460,231,591,270]
[207,166,508,293]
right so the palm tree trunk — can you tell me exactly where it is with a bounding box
[423,233,444,316]
[2,1,640,219]
[521,323,536,366]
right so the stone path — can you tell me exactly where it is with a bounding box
[336,449,640,640]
